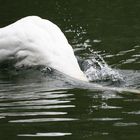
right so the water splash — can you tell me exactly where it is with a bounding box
[81,52,124,82]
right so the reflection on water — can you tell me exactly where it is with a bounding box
[0,74,76,139]
[18,132,72,137]
[0,70,140,140]
[10,118,78,123]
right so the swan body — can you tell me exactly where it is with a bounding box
[0,16,88,81]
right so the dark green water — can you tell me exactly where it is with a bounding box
[0,0,140,140]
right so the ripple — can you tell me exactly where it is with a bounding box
[0,99,71,107]
[0,93,73,101]
[124,99,140,102]
[114,122,138,126]
[89,118,122,121]
[0,111,67,117]
[18,132,72,137]
[9,118,78,123]
[92,131,109,136]
[122,58,136,64]
[125,111,140,115]
[118,49,136,55]
[92,102,122,110]
[93,39,101,43]
[1,105,75,110]
[132,54,140,57]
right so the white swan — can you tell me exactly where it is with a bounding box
[0,16,88,81]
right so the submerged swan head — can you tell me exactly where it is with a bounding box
[0,16,88,81]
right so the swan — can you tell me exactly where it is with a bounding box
[0,16,140,94]
[0,16,88,81]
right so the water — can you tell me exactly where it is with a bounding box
[0,0,140,140]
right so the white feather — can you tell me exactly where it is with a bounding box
[0,16,88,81]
